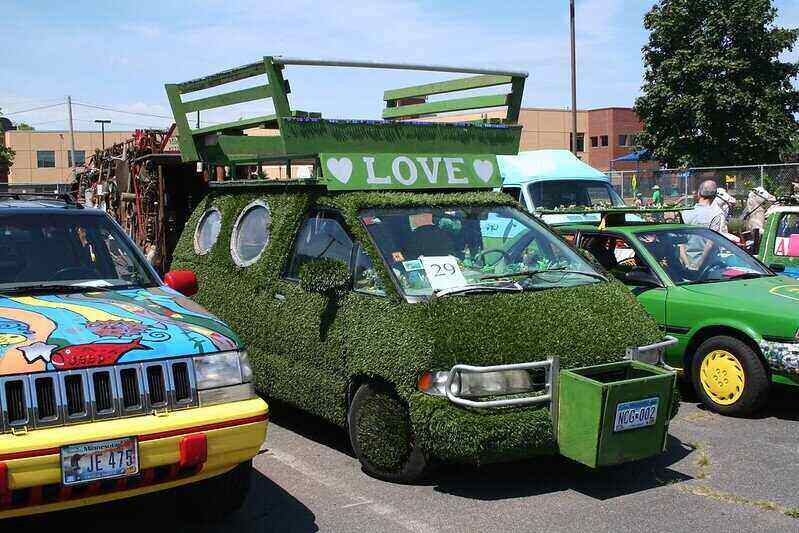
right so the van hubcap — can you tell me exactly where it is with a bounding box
[700,350,745,405]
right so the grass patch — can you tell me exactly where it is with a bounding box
[678,484,799,519]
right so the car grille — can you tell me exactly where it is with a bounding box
[0,358,197,433]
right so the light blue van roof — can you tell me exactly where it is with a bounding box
[498,149,609,185]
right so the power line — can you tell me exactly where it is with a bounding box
[74,101,220,126]
[73,101,175,120]
[0,102,65,115]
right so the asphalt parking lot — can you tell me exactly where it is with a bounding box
[13,384,799,532]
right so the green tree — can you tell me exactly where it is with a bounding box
[0,108,14,166]
[15,122,35,131]
[634,0,799,167]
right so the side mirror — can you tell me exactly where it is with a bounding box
[164,270,199,297]
[769,263,786,273]
[621,269,660,287]
[298,259,352,297]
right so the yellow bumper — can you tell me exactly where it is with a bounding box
[0,397,268,519]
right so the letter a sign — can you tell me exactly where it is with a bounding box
[320,153,501,191]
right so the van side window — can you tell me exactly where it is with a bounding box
[285,212,354,279]
[353,246,386,296]
[501,186,522,203]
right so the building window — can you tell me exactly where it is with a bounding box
[570,132,585,152]
[590,136,598,148]
[67,150,86,167]
[600,135,609,147]
[36,150,56,168]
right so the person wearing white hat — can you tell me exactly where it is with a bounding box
[651,184,663,206]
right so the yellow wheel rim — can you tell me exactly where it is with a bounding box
[700,350,745,405]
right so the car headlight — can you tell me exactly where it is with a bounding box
[193,350,256,406]
[418,369,534,398]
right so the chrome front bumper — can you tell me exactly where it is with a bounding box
[625,336,678,368]
[441,337,678,411]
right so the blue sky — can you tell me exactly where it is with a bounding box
[1,0,797,131]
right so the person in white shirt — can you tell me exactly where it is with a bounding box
[684,180,726,233]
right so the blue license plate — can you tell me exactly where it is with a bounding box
[613,397,659,432]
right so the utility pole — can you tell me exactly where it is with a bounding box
[94,119,111,150]
[67,96,77,171]
[569,0,578,155]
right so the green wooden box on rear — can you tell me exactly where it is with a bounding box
[557,361,676,468]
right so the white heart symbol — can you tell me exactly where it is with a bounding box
[473,159,494,183]
[326,157,353,184]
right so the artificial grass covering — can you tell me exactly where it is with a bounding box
[172,186,666,465]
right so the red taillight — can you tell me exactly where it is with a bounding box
[179,434,207,468]
[0,463,10,504]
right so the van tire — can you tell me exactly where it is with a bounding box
[348,382,428,483]
[691,336,769,416]
[177,460,252,521]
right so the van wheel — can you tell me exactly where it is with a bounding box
[347,382,428,483]
[691,336,769,416]
[177,460,252,522]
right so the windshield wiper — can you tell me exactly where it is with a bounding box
[0,282,149,296]
[727,272,767,280]
[480,267,607,282]
[433,283,523,298]
[0,284,99,295]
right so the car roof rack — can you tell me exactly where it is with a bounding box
[166,56,528,188]
[0,192,83,208]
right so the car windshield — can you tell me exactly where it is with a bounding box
[0,213,156,293]
[775,213,799,258]
[527,179,624,210]
[359,205,602,298]
[635,228,772,285]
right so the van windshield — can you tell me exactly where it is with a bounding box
[359,205,603,298]
[0,213,157,294]
[528,179,624,209]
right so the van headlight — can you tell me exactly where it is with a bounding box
[193,350,256,406]
[418,370,534,398]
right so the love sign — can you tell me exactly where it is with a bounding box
[320,153,501,191]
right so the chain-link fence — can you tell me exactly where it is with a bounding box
[607,163,799,216]
[0,182,72,195]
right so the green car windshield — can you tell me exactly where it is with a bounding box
[359,205,601,298]
[635,227,772,285]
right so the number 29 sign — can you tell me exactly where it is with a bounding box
[420,256,467,291]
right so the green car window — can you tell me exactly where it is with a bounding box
[636,228,771,285]
[286,212,354,279]
[775,213,799,257]
[353,246,386,297]
[359,205,599,299]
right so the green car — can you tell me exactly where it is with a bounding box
[556,208,799,416]
[756,203,799,279]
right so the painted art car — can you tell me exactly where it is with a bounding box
[0,195,267,519]
[756,203,799,279]
[557,208,799,416]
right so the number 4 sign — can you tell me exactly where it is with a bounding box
[420,256,467,291]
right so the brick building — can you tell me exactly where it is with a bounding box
[430,106,650,172]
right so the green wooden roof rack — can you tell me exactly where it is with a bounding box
[165,56,528,168]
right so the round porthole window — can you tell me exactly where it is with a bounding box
[194,207,222,255]
[231,200,271,267]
